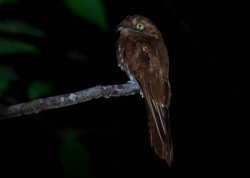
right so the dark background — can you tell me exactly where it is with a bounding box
[0,0,244,177]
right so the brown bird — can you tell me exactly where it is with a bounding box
[116,15,173,165]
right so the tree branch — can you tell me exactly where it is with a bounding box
[0,82,140,120]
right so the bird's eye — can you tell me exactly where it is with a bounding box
[135,23,145,31]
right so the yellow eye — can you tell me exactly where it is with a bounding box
[135,23,145,31]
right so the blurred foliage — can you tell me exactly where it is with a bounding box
[0,38,40,54]
[60,128,93,178]
[0,64,19,94]
[0,20,45,37]
[27,81,53,100]
[0,20,43,55]
[0,0,18,5]
[0,1,108,176]
[0,0,108,97]
[64,0,109,32]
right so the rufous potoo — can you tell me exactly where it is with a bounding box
[116,15,173,165]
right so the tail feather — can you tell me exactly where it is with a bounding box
[146,103,173,166]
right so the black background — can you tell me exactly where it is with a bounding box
[0,0,244,177]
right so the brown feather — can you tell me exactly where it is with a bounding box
[116,15,173,165]
[146,102,173,165]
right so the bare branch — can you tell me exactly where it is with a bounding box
[0,82,140,120]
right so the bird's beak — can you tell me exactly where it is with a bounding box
[116,18,130,33]
[116,26,128,33]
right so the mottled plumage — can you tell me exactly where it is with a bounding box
[116,15,173,165]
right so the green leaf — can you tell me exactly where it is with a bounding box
[0,38,40,54]
[0,65,19,94]
[27,81,53,100]
[64,0,109,32]
[0,20,45,37]
[0,0,18,5]
[60,128,93,178]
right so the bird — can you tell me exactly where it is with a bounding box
[116,15,173,166]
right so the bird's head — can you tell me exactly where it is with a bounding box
[117,15,162,39]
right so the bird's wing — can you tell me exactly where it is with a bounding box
[139,42,173,165]
[117,37,173,165]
